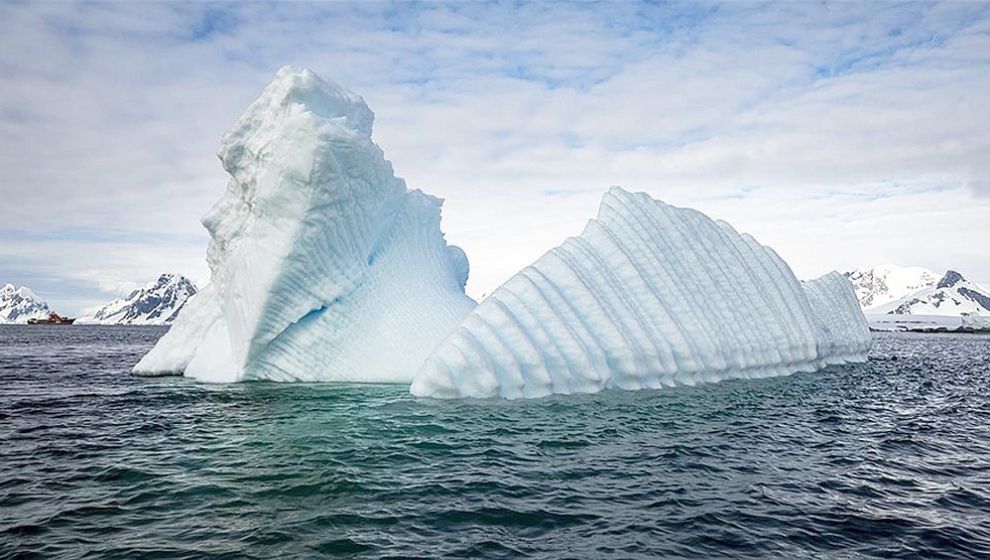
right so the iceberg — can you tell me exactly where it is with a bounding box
[410,188,870,399]
[136,67,870,399]
[133,66,475,382]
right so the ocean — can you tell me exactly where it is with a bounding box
[2,326,989,559]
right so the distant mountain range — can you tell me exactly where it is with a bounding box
[843,264,940,309]
[844,264,990,317]
[6,266,986,326]
[0,284,52,323]
[2,274,197,325]
[79,274,198,325]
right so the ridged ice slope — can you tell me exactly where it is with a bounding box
[411,188,870,399]
[802,272,873,362]
[133,284,224,376]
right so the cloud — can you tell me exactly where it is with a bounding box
[969,178,990,197]
[0,231,209,314]
[1,1,989,313]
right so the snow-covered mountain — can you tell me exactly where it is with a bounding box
[80,274,198,325]
[0,284,52,323]
[870,270,990,316]
[843,264,939,309]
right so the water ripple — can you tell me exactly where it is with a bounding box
[2,327,990,558]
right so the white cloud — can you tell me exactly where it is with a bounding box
[1,1,988,313]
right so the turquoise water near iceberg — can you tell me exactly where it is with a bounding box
[2,326,989,558]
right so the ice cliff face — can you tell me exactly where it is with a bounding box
[80,274,197,325]
[411,188,870,399]
[0,284,51,323]
[134,66,475,381]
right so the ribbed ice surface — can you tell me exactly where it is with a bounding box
[802,272,873,364]
[134,66,475,382]
[411,188,870,399]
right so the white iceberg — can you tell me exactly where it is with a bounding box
[133,66,475,382]
[410,188,871,399]
[136,67,870,398]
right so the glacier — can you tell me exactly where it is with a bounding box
[135,66,870,399]
[133,66,475,382]
[410,188,870,399]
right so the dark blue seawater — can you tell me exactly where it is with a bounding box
[2,326,989,559]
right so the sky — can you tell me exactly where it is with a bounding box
[1,0,988,315]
